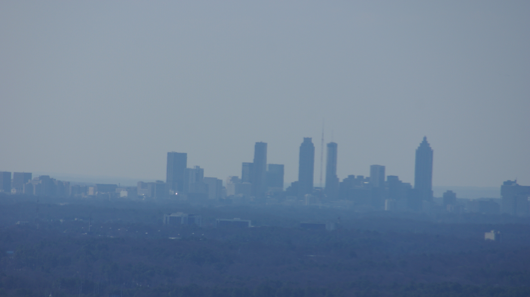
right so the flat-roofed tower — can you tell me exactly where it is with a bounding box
[166,152,187,195]
[298,138,315,198]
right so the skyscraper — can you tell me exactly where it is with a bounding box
[369,165,385,188]
[12,172,32,194]
[414,137,433,201]
[298,137,315,198]
[0,172,11,193]
[325,142,339,199]
[241,162,254,184]
[251,142,267,198]
[166,152,187,195]
[266,164,284,190]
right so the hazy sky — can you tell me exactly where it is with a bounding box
[1,1,529,187]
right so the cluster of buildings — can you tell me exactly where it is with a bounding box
[218,137,435,212]
[1,136,529,215]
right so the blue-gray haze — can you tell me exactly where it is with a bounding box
[1,1,529,187]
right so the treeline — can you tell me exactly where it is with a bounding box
[2,276,530,297]
[1,223,530,296]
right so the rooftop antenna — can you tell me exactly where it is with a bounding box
[320,119,324,188]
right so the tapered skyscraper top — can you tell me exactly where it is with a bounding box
[414,137,433,201]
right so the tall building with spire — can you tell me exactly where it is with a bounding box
[298,137,315,198]
[325,142,339,199]
[252,142,267,198]
[414,137,433,201]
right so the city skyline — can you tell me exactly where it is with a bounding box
[1,2,529,187]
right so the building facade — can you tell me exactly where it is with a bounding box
[298,137,315,198]
[251,142,267,198]
[325,142,339,199]
[166,152,187,195]
[414,137,433,202]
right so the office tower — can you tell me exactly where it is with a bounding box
[251,142,267,198]
[203,177,223,199]
[137,181,165,199]
[166,152,187,195]
[414,137,433,201]
[241,162,254,183]
[12,172,32,194]
[501,180,530,216]
[33,175,54,196]
[0,172,11,193]
[266,164,284,190]
[387,175,411,201]
[187,166,208,198]
[370,165,386,188]
[325,142,339,199]
[442,190,457,207]
[298,137,315,198]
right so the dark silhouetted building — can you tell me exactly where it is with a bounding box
[298,137,315,198]
[443,190,457,206]
[204,177,223,199]
[0,172,11,193]
[251,142,267,198]
[325,142,339,199]
[164,212,202,226]
[137,181,166,199]
[369,165,386,210]
[501,180,530,216]
[186,166,208,199]
[166,152,187,195]
[266,164,284,191]
[370,165,385,188]
[241,162,254,184]
[414,137,433,202]
[12,172,32,194]
[386,175,411,210]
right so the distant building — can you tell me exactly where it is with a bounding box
[369,165,385,188]
[467,198,500,215]
[0,172,11,193]
[33,175,54,196]
[501,180,530,216]
[95,184,118,194]
[203,177,222,199]
[384,199,397,211]
[251,142,267,198]
[443,190,457,210]
[485,230,501,241]
[216,218,251,228]
[386,175,411,210]
[414,137,433,202]
[186,166,208,199]
[241,162,254,184]
[118,186,138,199]
[137,181,166,199]
[325,142,339,200]
[166,152,187,195]
[339,175,371,206]
[164,212,202,226]
[298,138,315,198]
[12,172,32,194]
[226,176,252,198]
[266,164,284,191]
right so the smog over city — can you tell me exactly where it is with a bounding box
[1,1,529,296]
